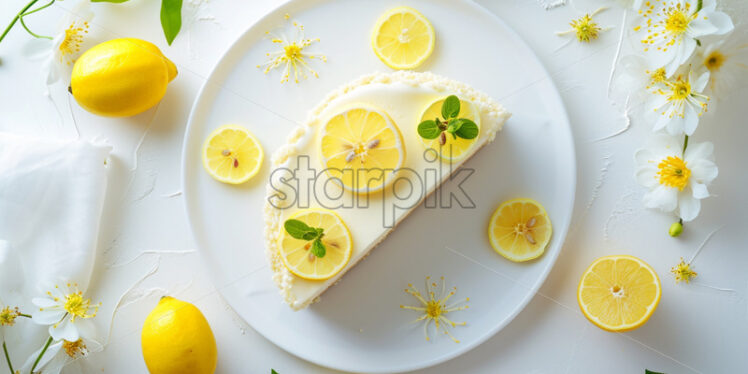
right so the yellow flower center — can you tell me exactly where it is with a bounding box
[704,50,726,72]
[670,79,691,101]
[656,156,690,190]
[62,339,87,358]
[647,68,667,87]
[664,6,693,36]
[671,258,697,283]
[570,14,601,42]
[284,43,302,59]
[63,292,95,321]
[0,306,19,326]
[58,21,89,64]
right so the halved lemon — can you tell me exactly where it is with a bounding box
[371,6,435,70]
[488,198,552,262]
[279,209,353,280]
[420,97,481,162]
[202,124,263,184]
[578,255,661,332]
[320,106,405,193]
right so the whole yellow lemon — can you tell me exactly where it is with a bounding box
[141,296,217,374]
[71,38,177,117]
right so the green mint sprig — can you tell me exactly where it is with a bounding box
[417,95,479,145]
[284,219,326,258]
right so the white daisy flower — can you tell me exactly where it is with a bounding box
[634,0,734,76]
[23,0,93,86]
[693,33,748,98]
[635,135,718,221]
[20,321,102,374]
[31,281,100,342]
[648,67,710,135]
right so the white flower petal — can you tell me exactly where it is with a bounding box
[32,297,59,309]
[684,141,714,162]
[703,11,734,35]
[643,185,678,212]
[33,309,65,325]
[678,193,701,221]
[691,183,710,199]
[682,104,700,135]
[688,18,719,38]
[693,71,710,92]
[653,112,671,133]
[50,317,80,342]
[665,114,685,135]
[22,38,54,61]
[689,159,719,183]
[20,341,63,373]
[636,166,658,188]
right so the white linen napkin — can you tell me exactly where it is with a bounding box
[0,133,110,372]
[0,133,111,294]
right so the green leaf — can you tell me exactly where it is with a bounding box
[271,370,279,374]
[442,95,461,119]
[417,120,441,139]
[284,219,313,240]
[160,0,183,45]
[446,119,463,134]
[645,370,665,374]
[301,231,319,241]
[311,239,326,258]
[455,119,479,139]
[91,0,131,3]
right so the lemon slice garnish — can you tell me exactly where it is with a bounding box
[279,209,353,281]
[488,198,552,262]
[420,97,481,162]
[371,6,435,70]
[578,255,662,332]
[202,124,264,184]
[320,106,405,193]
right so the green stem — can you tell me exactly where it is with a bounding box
[0,0,55,43]
[18,313,32,319]
[19,15,51,40]
[21,0,55,17]
[682,135,689,154]
[2,341,13,374]
[696,0,703,12]
[29,337,52,374]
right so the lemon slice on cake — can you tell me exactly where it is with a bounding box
[320,106,405,193]
[279,209,353,281]
[371,6,435,70]
[420,97,481,162]
[488,198,552,262]
[202,125,264,184]
[578,255,661,332]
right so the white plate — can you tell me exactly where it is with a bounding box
[182,0,576,372]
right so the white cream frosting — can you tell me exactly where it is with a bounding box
[263,71,511,310]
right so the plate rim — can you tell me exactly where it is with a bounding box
[181,0,578,372]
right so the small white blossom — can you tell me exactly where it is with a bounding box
[635,135,718,221]
[31,281,100,342]
[647,68,710,135]
[693,33,748,98]
[634,0,734,76]
[20,321,102,374]
[23,0,93,86]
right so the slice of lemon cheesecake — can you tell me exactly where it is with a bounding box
[264,71,510,310]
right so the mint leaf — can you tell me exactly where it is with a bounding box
[271,370,279,374]
[284,219,314,239]
[311,239,326,258]
[455,119,479,139]
[442,95,461,119]
[446,119,463,134]
[160,0,183,45]
[645,370,665,374]
[417,120,441,139]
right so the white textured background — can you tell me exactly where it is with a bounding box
[0,0,746,373]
